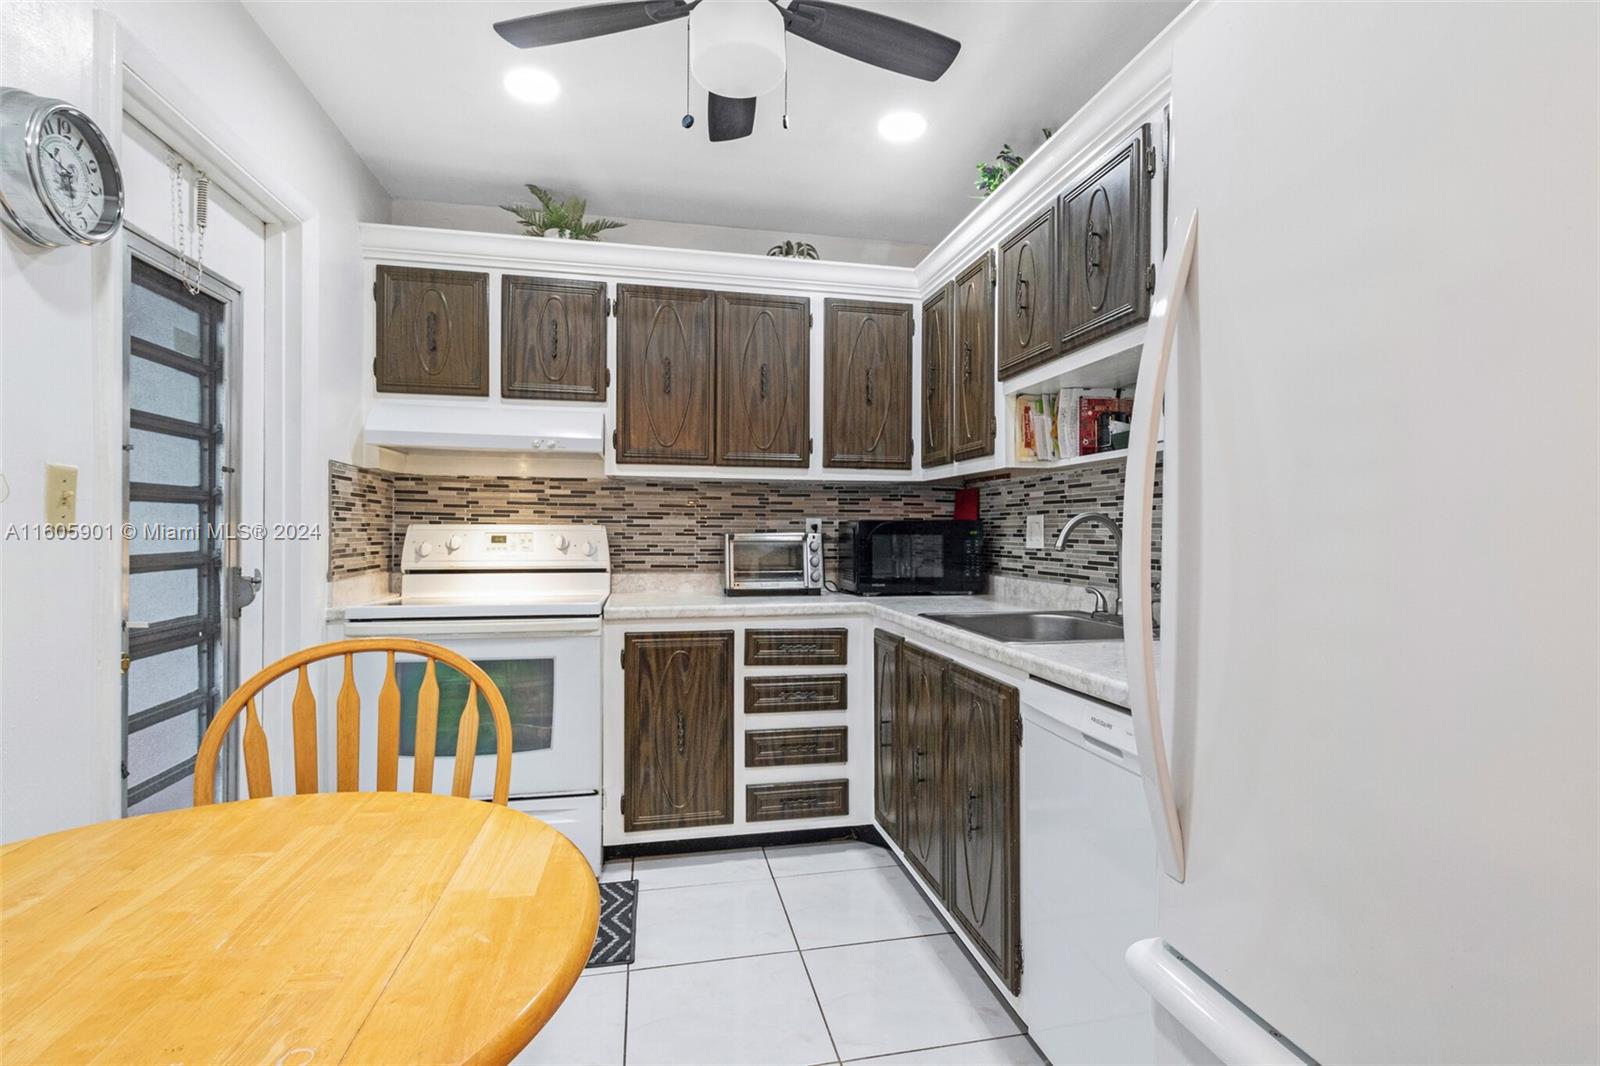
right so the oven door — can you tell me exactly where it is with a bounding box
[725,534,807,590]
[344,617,600,800]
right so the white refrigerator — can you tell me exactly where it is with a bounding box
[1117,3,1598,1063]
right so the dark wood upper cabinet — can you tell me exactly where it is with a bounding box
[951,251,996,462]
[1058,124,1154,354]
[998,207,1057,379]
[920,285,952,468]
[873,630,904,846]
[501,275,607,402]
[622,631,734,831]
[374,266,488,396]
[716,291,810,467]
[822,299,913,470]
[944,664,1022,995]
[615,285,716,464]
[898,643,948,898]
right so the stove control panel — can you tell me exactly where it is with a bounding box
[402,524,610,571]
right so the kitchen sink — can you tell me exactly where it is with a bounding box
[919,611,1125,643]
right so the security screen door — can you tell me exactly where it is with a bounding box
[122,232,242,814]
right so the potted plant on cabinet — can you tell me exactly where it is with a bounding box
[501,184,626,240]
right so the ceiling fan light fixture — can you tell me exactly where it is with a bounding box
[690,0,786,99]
[503,66,561,104]
[877,110,927,143]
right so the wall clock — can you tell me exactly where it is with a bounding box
[0,87,124,248]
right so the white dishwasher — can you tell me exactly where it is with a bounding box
[1018,676,1158,1065]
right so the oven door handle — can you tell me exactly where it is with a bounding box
[342,617,603,638]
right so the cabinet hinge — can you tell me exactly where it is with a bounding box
[807,436,814,460]
[372,280,378,302]
[1145,144,1157,177]
[1013,708,1023,746]
[612,429,619,451]
[1146,263,1156,294]
[1017,943,1025,978]
[807,311,814,328]
[620,648,627,669]
[372,357,379,378]
[605,296,614,317]
[605,366,612,388]
[620,793,627,815]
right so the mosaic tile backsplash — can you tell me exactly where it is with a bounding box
[329,458,1162,592]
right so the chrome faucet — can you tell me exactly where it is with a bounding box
[1056,512,1123,616]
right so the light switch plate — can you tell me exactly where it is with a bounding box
[1026,514,1045,549]
[45,463,77,527]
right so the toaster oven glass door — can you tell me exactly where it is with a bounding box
[728,536,807,587]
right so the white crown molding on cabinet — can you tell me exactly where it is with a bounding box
[360,224,920,302]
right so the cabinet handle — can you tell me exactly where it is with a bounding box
[966,788,981,836]
[777,689,822,702]
[1015,274,1029,312]
[878,719,892,747]
[776,642,823,654]
[675,711,686,755]
[777,796,824,810]
[913,749,925,785]
[662,357,672,395]
[927,357,938,401]
[424,310,439,355]
[760,363,769,399]
[549,318,560,363]
[865,366,875,406]
[771,741,822,754]
[962,342,973,383]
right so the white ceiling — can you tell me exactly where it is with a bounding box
[244,1,1185,247]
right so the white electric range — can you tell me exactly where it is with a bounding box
[344,523,608,871]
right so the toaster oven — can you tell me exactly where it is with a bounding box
[724,520,824,595]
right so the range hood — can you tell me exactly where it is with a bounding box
[362,399,606,454]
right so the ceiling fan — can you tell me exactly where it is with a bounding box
[493,0,961,141]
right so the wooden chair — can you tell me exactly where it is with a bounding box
[194,638,514,806]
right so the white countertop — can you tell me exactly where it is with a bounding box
[604,590,1137,707]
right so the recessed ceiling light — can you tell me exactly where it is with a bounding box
[504,67,561,105]
[877,110,927,144]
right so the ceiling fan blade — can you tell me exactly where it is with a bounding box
[708,92,756,142]
[494,1,690,48]
[783,0,959,81]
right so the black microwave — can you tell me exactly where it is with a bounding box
[836,520,985,596]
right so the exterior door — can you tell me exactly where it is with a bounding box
[945,664,1022,993]
[920,284,952,468]
[715,291,810,467]
[615,285,715,464]
[951,251,995,462]
[822,299,913,469]
[873,630,904,843]
[501,274,607,402]
[898,643,947,897]
[622,631,734,830]
[121,235,240,813]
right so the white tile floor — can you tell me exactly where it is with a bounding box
[514,840,1045,1066]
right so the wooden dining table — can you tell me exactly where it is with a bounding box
[0,791,600,1065]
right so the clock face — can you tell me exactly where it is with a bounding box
[35,111,111,238]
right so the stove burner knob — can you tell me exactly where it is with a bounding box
[446,535,463,553]
[583,541,598,557]
[415,541,434,559]
[554,535,570,552]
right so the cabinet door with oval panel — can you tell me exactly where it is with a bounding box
[944,662,1021,993]
[716,291,810,467]
[1058,124,1154,354]
[622,631,734,831]
[502,274,607,402]
[822,299,913,469]
[375,266,488,395]
[999,207,1056,379]
[616,285,715,464]
[920,284,952,468]
[898,643,949,898]
[951,251,996,461]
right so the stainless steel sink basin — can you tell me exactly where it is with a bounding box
[919,611,1124,643]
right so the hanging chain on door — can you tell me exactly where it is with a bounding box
[168,156,210,295]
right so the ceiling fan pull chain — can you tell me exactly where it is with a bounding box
[781,31,789,130]
[680,19,695,129]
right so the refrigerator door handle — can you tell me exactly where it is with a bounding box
[1125,939,1308,1065]
[1122,209,1197,882]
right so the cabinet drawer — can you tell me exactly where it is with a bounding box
[744,628,848,666]
[746,780,850,822]
[743,674,848,714]
[745,727,848,768]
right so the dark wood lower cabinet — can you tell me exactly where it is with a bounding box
[622,631,733,831]
[897,643,948,899]
[874,635,1022,994]
[944,664,1022,994]
[873,630,904,846]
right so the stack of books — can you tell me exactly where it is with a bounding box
[1014,388,1136,461]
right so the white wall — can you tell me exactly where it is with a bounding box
[391,198,930,268]
[0,0,389,841]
